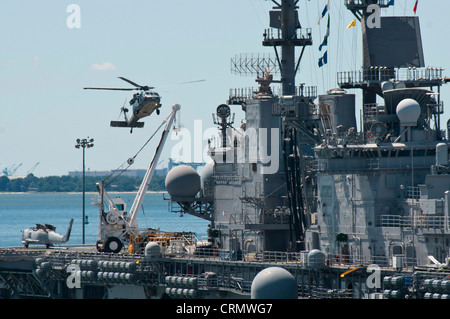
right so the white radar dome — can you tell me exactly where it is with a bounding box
[307,249,326,268]
[144,242,161,259]
[165,165,201,200]
[251,267,297,299]
[396,98,421,126]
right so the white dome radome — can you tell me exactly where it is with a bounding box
[396,98,421,126]
[165,165,201,199]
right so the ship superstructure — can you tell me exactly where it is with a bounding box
[0,0,449,300]
[175,0,450,267]
[304,0,450,268]
[185,0,317,255]
[167,0,450,294]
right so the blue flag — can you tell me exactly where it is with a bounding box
[319,15,330,51]
[318,51,328,67]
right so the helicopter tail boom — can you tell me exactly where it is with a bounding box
[62,219,74,243]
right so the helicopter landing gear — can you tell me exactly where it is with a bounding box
[156,108,160,115]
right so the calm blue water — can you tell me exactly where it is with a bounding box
[0,192,210,247]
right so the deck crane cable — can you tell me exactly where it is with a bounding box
[102,115,170,188]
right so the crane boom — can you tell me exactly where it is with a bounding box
[126,104,180,227]
[95,104,180,253]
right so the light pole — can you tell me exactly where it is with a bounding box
[75,137,94,245]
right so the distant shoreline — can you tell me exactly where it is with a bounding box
[0,191,168,195]
[0,174,166,193]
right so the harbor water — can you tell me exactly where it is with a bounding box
[0,192,209,248]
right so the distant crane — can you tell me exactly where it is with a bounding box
[27,162,40,175]
[2,163,23,177]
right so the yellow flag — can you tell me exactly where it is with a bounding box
[346,19,356,29]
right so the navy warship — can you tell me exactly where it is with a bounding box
[1,0,449,300]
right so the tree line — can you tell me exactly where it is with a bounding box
[0,174,166,193]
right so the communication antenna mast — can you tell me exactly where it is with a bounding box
[229,0,312,103]
[262,0,312,95]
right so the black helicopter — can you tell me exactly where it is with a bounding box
[84,77,161,132]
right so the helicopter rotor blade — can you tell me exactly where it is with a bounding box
[118,77,141,88]
[84,87,137,91]
[158,79,206,91]
[177,79,206,85]
[118,77,154,91]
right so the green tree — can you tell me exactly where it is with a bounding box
[0,176,10,191]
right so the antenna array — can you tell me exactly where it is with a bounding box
[231,53,280,77]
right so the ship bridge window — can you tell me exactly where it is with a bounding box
[394,149,433,157]
[396,150,410,157]
[393,245,403,255]
[380,150,390,157]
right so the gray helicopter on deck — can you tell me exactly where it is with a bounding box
[84,77,161,132]
[21,219,74,249]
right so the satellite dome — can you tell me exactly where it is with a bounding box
[165,165,200,200]
[381,81,394,92]
[144,242,161,259]
[251,267,297,299]
[396,98,421,126]
[307,249,326,268]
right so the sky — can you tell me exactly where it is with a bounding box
[0,0,449,177]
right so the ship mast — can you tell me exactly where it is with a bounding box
[261,0,314,250]
[344,0,392,109]
[263,0,312,96]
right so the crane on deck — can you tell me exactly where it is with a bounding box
[95,104,180,253]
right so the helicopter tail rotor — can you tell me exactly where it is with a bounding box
[118,99,129,120]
